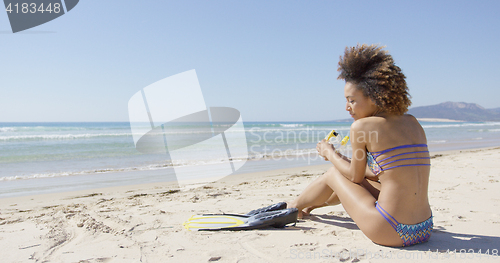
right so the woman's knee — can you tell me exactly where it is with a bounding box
[327,165,338,173]
[325,166,345,183]
[321,166,340,182]
[325,166,341,177]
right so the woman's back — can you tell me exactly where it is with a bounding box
[363,114,431,224]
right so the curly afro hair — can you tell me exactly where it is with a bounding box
[337,44,411,115]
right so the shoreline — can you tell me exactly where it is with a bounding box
[3,120,500,199]
[2,145,500,200]
[0,145,497,205]
[1,146,500,262]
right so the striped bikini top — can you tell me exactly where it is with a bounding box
[366,144,430,176]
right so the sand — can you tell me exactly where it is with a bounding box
[1,147,500,262]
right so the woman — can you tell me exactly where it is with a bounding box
[288,44,433,247]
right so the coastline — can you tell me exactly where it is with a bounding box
[1,146,500,262]
[3,120,500,199]
[2,146,494,202]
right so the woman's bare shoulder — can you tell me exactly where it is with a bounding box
[403,114,419,123]
[351,116,385,130]
[400,114,424,129]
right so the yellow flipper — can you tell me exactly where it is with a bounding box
[183,214,246,231]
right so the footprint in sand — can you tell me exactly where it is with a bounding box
[453,215,467,221]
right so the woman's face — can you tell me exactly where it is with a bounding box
[344,82,379,120]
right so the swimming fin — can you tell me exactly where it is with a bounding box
[183,208,298,231]
[245,201,287,216]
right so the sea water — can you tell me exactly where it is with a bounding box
[1,121,500,197]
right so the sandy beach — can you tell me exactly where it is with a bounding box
[1,147,500,262]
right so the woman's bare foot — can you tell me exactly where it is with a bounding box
[287,201,304,219]
[289,202,322,219]
[296,206,314,219]
[296,210,306,219]
[300,206,321,218]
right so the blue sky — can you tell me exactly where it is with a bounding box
[1,1,499,122]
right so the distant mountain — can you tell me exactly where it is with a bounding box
[489,107,500,114]
[408,102,500,122]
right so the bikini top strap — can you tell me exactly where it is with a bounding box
[371,144,428,159]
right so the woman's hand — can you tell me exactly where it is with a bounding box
[316,139,335,161]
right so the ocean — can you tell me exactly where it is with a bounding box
[1,121,500,198]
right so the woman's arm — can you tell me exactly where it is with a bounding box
[319,120,369,183]
[317,142,351,175]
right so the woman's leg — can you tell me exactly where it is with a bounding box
[290,167,381,217]
[324,167,403,247]
[287,172,336,218]
[302,192,340,216]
